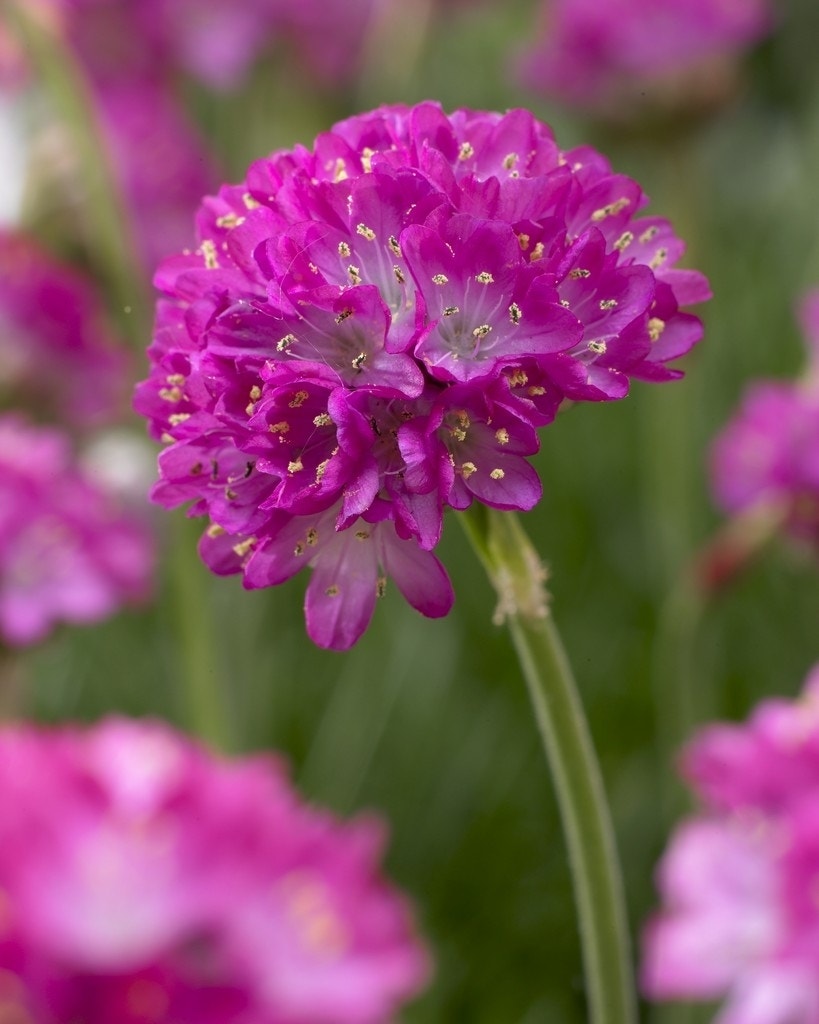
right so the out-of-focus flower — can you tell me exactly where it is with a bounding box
[24,0,279,91]
[134,102,709,649]
[710,289,819,553]
[134,0,281,91]
[0,415,153,645]
[0,229,129,426]
[6,0,389,272]
[2,0,219,269]
[643,665,819,1021]
[0,716,429,1022]
[519,0,773,115]
[62,0,221,268]
[93,79,215,271]
[269,0,381,88]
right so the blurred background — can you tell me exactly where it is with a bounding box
[3,0,819,1019]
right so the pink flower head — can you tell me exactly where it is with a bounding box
[135,102,710,649]
[0,415,153,646]
[643,665,819,1022]
[0,717,428,1023]
[519,0,773,114]
[710,289,819,550]
[0,230,129,426]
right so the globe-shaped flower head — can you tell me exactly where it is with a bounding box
[136,102,710,649]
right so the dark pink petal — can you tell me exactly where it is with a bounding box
[375,530,454,618]
[305,528,379,650]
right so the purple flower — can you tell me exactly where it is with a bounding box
[0,716,428,1023]
[643,666,819,1022]
[93,78,217,270]
[135,102,709,649]
[519,0,773,114]
[267,0,381,88]
[710,290,819,551]
[137,0,281,91]
[0,230,129,427]
[62,0,279,92]
[0,415,153,646]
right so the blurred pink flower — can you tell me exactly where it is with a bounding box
[0,415,153,645]
[1,0,220,269]
[93,79,216,270]
[134,0,281,90]
[43,0,279,90]
[269,0,381,87]
[0,717,429,1022]
[0,229,129,426]
[643,666,819,1021]
[710,289,819,551]
[519,0,773,114]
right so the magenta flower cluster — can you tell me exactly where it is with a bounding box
[136,102,709,649]
[64,0,378,92]
[0,229,129,427]
[643,665,819,1022]
[710,290,819,550]
[0,717,427,1023]
[0,416,152,646]
[519,0,772,111]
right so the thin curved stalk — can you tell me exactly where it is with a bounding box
[166,515,233,752]
[461,506,637,1024]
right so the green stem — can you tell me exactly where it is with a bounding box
[7,1,151,347]
[357,0,435,101]
[650,569,705,827]
[461,506,636,1024]
[651,502,787,823]
[0,646,25,722]
[166,515,232,752]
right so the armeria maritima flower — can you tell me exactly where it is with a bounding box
[0,415,152,645]
[0,229,129,427]
[0,717,428,1023]
[135,102,710,649]
[643,665,819,1022]
[518,0,772,114]
[710,290,819,552]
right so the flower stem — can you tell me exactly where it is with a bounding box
[357,0,435,101]
[0,646,25,722]
[651,503,787,822]
[166,515,233,752]
[461,506,637,1024]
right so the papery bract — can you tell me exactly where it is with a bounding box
[136,101,709,648]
